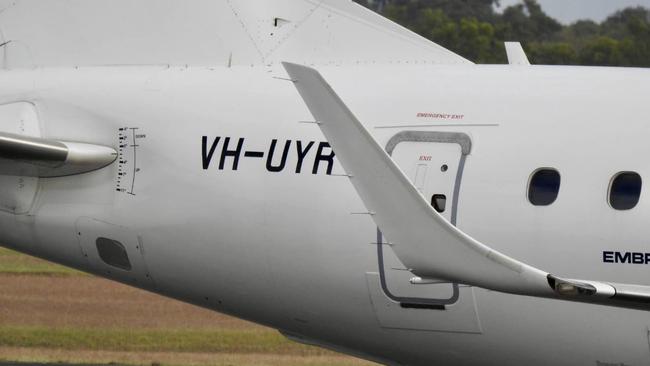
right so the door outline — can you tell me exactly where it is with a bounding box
[377,131,472,307]
[76,217,155,288]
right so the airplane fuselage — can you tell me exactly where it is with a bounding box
[1,64,649,366]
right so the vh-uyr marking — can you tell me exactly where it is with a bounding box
[201,136,335,175]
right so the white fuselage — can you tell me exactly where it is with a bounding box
[1,64,649,366]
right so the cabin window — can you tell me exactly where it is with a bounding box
[96,237,132,271]
[609,172,642,210]
[528,169,561,206]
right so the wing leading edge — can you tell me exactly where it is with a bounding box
[282,62,650,311]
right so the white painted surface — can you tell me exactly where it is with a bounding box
[0,0,469,68]
[0,63,644,366]
[505,42,530,66]
[0,1,648,365]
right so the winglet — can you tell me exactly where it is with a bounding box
[283,61,650,310]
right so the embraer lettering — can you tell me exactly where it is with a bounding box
[201,136,335,175]
[603,251,650,264]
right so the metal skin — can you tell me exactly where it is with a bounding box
[0,64,648,366]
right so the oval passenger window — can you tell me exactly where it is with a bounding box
[609,172,642,210]
[528,169,561,206]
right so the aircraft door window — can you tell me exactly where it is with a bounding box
[432,194,447,213]
[609,172,642,210]
[528,169,561,206]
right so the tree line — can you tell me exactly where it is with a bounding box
[354,0,650,67]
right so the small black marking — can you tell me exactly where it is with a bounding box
[245,151,264,158]
[400,303,446,310]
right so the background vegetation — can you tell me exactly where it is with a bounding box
[355,0,650,66]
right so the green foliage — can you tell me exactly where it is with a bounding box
[526,42,577,65]
[382,0,496,22]
[498,0,562,42]
[357,0,650,67]
[579,37,627,66]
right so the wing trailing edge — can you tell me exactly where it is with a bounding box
[283,61,650,311]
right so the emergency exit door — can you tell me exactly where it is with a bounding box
[377,131,472,306]
[394,141,461,223]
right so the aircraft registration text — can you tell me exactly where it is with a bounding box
[201,136,335,175]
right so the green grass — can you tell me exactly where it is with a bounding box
[0,247,84,276]
[0,249,376,366]
[0,247,14,256]
[0,326,326,355]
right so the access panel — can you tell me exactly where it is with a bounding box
[76,217,154,287]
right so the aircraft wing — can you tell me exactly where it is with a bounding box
[283,62,650,311]
[0,0,469,68]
